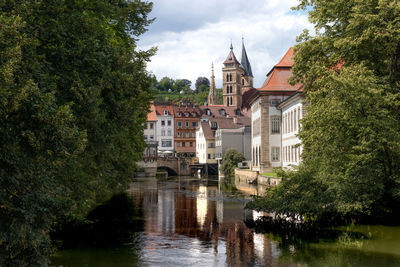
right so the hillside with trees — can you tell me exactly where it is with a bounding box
[151,76,222,105]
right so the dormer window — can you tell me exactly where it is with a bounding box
[164,110,168,115]
[212,122,217,128]
[219,109,225,116]
[235,109,241,116]
[206,109,211,116]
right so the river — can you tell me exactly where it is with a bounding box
[51,176,400,266]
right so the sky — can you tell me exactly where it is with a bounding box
[138,0,314,89]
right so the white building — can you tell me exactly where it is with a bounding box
[248,47,299,173]
[278,91,304,168]
[196,121,216,164]
[155,104,174,155]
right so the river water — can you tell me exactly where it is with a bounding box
[51,176,400,266]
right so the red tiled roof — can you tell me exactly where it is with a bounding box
[275,47,294,67]
[147,103,157,121]
[199,105,249,118]
[173,105,201,117]
[200,121,215,140]
[259,47,298,92]
[154,104,174,116]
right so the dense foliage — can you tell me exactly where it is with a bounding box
[220,149,245,177]
[248,0,400,223]
[0,0,154,265]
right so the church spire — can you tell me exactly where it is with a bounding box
[240,37,253,77]
[208,63,218,105]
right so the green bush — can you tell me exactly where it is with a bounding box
[220,149,245,177]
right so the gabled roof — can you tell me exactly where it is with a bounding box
[154,104,174,116]
[200,121,215,140]
[147,103,157,121]
[240,40,253,76]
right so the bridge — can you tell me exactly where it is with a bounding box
[138,156,217,177]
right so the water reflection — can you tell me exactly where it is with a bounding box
[52,176,400,267]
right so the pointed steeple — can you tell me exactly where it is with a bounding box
[240,37,253,77]
[208,63,218,105]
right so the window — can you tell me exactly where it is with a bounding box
[150,135,154,140]
[192,132,196,138]
[161,120,165,126]
[192,113,197,117]
[185,121,189,128]
[270,99,280,105]
[192,122,197,127]
[206,109,211,115]
[185,112,189,117]
[177,142,180,147]
[182,142,185,147]
[190,142,193,147]
[271,117,280,134]
[242,79,244,85]
[168,129,172,136]
[164,110,168,115]
[161,130,165,136]
[208,154,211,159]
[177,132,182,137]
[212,122,217,128]
[272,147,280,161]
[185,132,189,138]
[161,139,172,147]
[177,121,182,127]
[219,109,225,116]
[208,142,215,148]
[150,123,154,129]
[178,112,182,117]
[168,120,171,126]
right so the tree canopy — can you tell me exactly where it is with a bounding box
[249,0,400,223]
[0,0,154,265]
[195,77,210,91]
[220,149,245,177]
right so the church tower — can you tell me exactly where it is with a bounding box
[207,63,218,105]
[240,37,253,91]
[222,43,243,108]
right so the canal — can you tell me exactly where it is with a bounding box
[51,176,400,266]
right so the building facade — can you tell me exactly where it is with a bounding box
[196,121,216,164]
[155,104,174,155]
[278,91,304,168]
[249,47,300,173]
[173,104,200,158]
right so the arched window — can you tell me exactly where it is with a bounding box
[227,97,230,106]
[226,73,229,81]
[229,73,232,81]
[242,79,244,85]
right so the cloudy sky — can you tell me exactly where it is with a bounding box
[138,0,314,88]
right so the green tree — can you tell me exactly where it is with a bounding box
[174,79,192,92]
[195,77,210,91]
[220,149,245,177]
[249,0,400,222]
[0,0,154,264]
[158,76,175,92]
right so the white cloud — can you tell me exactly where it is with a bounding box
[138,0,313,88]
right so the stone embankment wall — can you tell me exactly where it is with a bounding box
[235,168,281,186]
